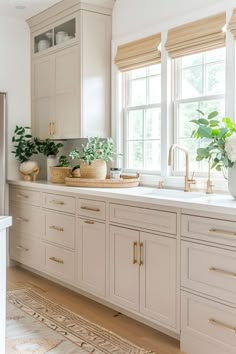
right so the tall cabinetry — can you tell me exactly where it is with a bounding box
[28,0,113,139]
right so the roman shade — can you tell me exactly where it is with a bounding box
[228,9,236,39]
[115,33,161,72]
[165,13,226,59]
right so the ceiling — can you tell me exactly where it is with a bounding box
[0,0,63,20]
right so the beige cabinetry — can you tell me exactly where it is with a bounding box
[29,1,112,139]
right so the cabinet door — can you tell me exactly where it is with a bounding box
[32,56,54,139]
[140,232,176,328]
[54,46,79,139]
[77,218,106,297]
[110,225,139,311]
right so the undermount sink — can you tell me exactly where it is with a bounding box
[137,188,207,200]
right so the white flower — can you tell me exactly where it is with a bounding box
[225,133,236,162]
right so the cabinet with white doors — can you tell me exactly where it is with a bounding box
[180,212,236,354]
[28,1,112,139]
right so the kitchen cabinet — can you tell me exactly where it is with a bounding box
[29,1,112,139]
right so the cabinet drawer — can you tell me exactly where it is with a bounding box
[10,187,40,206]
[12,205,41,238]
[110,204,176,235]
[42,211,75,249]
[182,291,236,352]
[43,243,75,282]
[182,214,236,247]
[42,193,76,214]
[10,232,43,269]
[77,198,106,220]
[181,241,236,304]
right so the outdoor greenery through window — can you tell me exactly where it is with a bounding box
[123,64,161,172]
[173,47,225,174]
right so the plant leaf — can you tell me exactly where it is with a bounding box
[208,111,218,119]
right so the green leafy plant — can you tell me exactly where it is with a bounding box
[57,155,71,167]
[35,138,63,157]
[69,137,116,165]
[12,126,38,163]
[191,110,236,171]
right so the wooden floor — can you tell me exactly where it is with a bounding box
[7,266,182,354]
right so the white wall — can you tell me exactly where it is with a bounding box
[0,16,30,180]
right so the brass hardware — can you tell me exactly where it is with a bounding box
[48,122,52,136]
[209,267,236,278]
[208,318,236,334]
[138,242,144,266]
[49,225,64,232]
[52,122,56,135]
[16,217,29,222]
[49,256,64,264]
[208,228,236,237]
[168,144,196,192]
[16,245,29,252]
[50,200,65,205]
[84,220,95,225]
[81,206,100,212]
[17,193,29,199]
[133,241,137,264]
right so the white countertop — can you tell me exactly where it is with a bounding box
[0,216,12,231]
[8,180,236,216]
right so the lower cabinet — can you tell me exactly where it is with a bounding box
[110,225,177,328]
[77,218,106,297]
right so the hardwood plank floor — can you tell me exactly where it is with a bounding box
[7,266,182,354]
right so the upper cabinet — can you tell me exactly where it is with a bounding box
[28,0,113,139]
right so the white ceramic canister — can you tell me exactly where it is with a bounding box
[38,39,50,51]
[56,31,67,44]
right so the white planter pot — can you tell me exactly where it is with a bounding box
[47,156,59,181]
[228,164,236,199]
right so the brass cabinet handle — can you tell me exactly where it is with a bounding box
[49,200,65,205]
[138,242,144,266]
[16,217,29,222]
[49,256,64,264]
[16,193,29,199]
[209,267,236,278]
[81,206,100,212]
[84,220,95,225]
[133,241,137,264]
[16,245,29,252]
[49,225,64,232]
[208,318,236,334]
[52,122,56,135]
[48,122,52,136]
[208,228,236,237]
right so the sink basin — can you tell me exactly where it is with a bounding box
[136,188,207,200]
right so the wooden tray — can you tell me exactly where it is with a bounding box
[65,174,140,188]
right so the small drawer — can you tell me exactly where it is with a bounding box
[77,198,106,220]
[10,232,43,269]
[10,187,40,206]
[42,211,75,249]
[42,193,76,214]
[11,205,41,238]
[181,291,236,352]
[181,241,236,304]
[43,243,75,282]
[182,214,236,247]
[110,204,176,235]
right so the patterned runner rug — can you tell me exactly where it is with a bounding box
[7,288,155,354]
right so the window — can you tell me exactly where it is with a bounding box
[123,64,161,172]
[173,47,225,173]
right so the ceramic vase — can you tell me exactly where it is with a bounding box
[19,161,39,181]
[47,156,59,181]
[228,163,236,198]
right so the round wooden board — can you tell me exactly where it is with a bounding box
[64,174,140,188]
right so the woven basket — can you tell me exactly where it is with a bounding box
[50,166,72,184]
[80,160,107,179]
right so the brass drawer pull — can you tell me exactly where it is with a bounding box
[209,267,236,278]
[49,256,64,264]
[49,200,65,205]
[17,193,29,199]
[133,241,137,264]
[81,206,100,212]
[208,318,236,334]
[84,220,95,225]
[48,122,52,136]
[16,245,29,252]
[49,225,64,232]
[208,228,236,237]
[16,217,29,222]
[138,242,144,266]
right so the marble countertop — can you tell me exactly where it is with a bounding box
[8,180,236,216]
[0,216,12,231]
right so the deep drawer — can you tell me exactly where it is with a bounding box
[11,205,41,238]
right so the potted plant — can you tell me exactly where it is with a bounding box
[12,126,39,181]
[35,138,63,181]
[50,155,72,184]
[69,137,115,179]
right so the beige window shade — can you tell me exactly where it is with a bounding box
[115,33,161,72]
[165,13,226,59]
[228,9,236,39]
